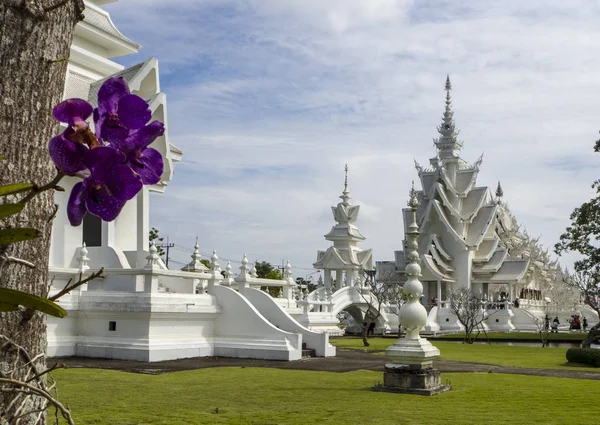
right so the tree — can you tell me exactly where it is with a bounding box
[375,266,406,335]
[254,261,283,297]
[448,288,494,344]
[295,277,317,294]
[359,268,404,346]
[149,227,165,257]
[263,269,283,297]
[524,309,551,348]
[0,2,84,422]
[563,271,600,348]
[555,140,600,348]
[255,261,277,278]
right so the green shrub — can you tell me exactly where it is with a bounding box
[566,348,600,367]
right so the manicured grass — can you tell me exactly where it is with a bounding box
[435,331,586,341]
[55,368,600,425]
[331,337,600,370]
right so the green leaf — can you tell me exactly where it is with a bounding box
[0,301,17,312]
[0,183,34,197]
[0,288,67,318]
[0,203,25,219]
[0,228,40,245]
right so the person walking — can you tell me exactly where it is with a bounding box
[551,317,560,333]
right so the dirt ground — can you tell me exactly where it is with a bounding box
[49,348,600,381]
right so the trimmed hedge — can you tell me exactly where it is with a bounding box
[566,348,600,367]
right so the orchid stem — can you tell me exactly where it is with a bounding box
[19,171,65,205]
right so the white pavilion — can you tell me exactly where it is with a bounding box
[296,167,397,335]
[313,165,374,290]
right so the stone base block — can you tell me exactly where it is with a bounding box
[373,365,451,396]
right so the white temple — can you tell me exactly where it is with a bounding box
[379,77,535,331]
[46,0,335,362]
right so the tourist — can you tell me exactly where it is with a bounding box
[551,317,560,333]
[544,315,550,331]
[514,297,520,308]
[583,317,588,332]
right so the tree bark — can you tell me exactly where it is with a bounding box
[0,1,83,422]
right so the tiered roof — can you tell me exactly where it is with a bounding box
[395,77,529,285]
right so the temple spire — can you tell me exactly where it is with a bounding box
[339,163,350,205]
[496,181,504,199]
[434,75,462,153]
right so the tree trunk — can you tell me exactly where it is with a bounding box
[0,1,83,422]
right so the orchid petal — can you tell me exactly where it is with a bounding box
[67,182,87,226]
[53,98,93,127]
[48,132,87,174]
[85,186,127,222]
[113,121,165,152]
[132,147,164,185]
[97,77,130,115]
[117,94,151,130]
[83,146,125,172]
[103,164,143,200]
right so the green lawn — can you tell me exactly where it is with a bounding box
[55,368,600,425]
[435,331,586,341]
[331,337,600,370]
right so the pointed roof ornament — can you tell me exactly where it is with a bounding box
[192,236,202,261]
[225,261,233,278]
[496,181,504,199]
[249,261,258,278]
[77,242,90,274]
[239,254,250,276]
[284,260,293,279]
[414,159,423,174]
[182,237,208,272]
[210,249,221,272]
[408,181,419,210]
[145,242,160,268]
[434,75,462,153]
[339,163,351,205]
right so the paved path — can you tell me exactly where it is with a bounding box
[50,348,600,380]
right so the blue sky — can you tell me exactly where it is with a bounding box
[104,0,599,273]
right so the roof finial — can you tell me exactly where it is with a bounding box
[339,163,351,205]
[344,163,349,192]
[434,75,462,152]
[496,181,504,201]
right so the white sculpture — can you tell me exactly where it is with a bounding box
[386,183,440,366]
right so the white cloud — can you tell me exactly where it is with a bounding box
[102,0,600,271]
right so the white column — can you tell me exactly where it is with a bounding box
[136,186,150,252]
[436,281,442,307]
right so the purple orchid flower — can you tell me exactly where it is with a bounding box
[110,121,165,185]
[48,98,95,174]
[67,147,143,226]
[94,77,152,143]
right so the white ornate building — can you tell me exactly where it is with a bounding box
[378,77,599,332]
[380,77,534,331]
[296,167,397,335]
[47,0,335,362]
